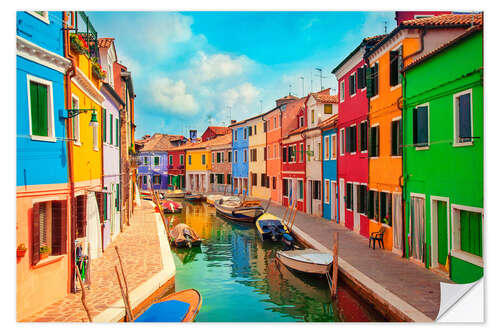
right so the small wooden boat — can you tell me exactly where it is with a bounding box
[214,198,264,223]
[185,193,203,202]
[276,249,333,275]
[162,200,183,214]
[255,213,290,241]
[164,189,186,198]
[206,194,223,206]
[134,288,202,322]
[169,223,202,248]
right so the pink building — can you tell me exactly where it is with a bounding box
[332,35,384,237]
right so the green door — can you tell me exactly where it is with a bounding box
[437,201,448,266]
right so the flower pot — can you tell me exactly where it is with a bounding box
[40,252,49,260]
[17,249,26,258]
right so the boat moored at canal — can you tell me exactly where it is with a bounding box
[256,213,290,241]
[135,288,202,322]
[214,198,265,223]
[276,249,333,275]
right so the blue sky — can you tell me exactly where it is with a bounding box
[87,11,396,139]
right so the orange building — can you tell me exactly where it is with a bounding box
[365,14,477,253]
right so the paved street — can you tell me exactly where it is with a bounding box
[265,202,452,320]
[22,201,164,322]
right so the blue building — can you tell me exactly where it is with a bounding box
[229,120,249,195]
[16,11,73,320]
[320,115,339,221]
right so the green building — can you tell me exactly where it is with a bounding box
[402,26,483,284]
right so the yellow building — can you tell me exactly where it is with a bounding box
[185,141,210,193]
[247,112,270,200]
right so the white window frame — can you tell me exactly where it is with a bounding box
[70,94,81,146]
[346,182,353,212]
[450,204,484,267]
[453,89,474,147]
[349,72,357,97]
[324,135,330,161]
[27,74,56,142]
[324,179,330,204]
[299,143,304,162]
[298,179,304,202]
[415,103,430,151]
[340,128,345,156]
[340,80,345,103]
[391,116,403,157]
[27,11,50,25]
[331,133,337,160]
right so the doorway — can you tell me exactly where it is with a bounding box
[339,179,345,225]
[331,181,337,222]
[353,184,360,232]
[431,197,449,270]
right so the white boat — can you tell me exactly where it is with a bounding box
[276,249,333,275]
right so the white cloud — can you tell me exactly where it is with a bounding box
[223,82,260,107]
[191,51,253,82]
[151,77,198,115]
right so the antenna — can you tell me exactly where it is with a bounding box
[384,21,388,34]
[288,83,292,95]
[315,68,327,91]
[299,76,305,97]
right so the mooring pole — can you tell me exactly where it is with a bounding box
[331,232,339,299]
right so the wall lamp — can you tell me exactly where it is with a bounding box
[62,108,99,128]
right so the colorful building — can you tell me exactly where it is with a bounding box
[208,133,233,193]
[247,113,270,200]
[264,106,284,204]
[401,25,483,283]
[98,37,123,248]
[304,89,338,217]
[16,10,72,320]
[167,143,189,190]
[186,140,211,193]
[201,126,231,142]
[364,14,478,252]
[230,120,250,195]
[332,35,384,236]
[320,115,339,221]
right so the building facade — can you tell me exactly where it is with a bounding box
[264,107,283,204]
[320,115,339,221]
[186,141,211,193]
[248,114,270,200]
[230,121,249,195]
[201,126,231,142]
[208,133,232,193]
[402,26,483,283]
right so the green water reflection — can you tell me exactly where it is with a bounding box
[168,201,385,322]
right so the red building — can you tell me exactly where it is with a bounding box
[332,35,385,237]
[167,140,192,189]
[201,126,231,142]
[395,11,452,25]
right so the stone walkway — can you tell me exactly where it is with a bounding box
[23,200,164,322]
[264,202,452,321]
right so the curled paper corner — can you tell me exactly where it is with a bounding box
[437,278,483,322]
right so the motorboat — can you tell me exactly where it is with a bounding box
[214,198,264,223]
[185,192,203,202]
[276,249,333,275]
[134,289,202,322]
[169,223,202,248]
[164,189,186,199]
[255,213,290,242]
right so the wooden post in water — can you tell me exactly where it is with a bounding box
[115,266,134,322]
[76,265,92,322]
[282,203,290,224]
[331,232,339,299]
[288,205,298,231]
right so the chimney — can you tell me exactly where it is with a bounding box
[189,130,197,142]
[231,120,237,124]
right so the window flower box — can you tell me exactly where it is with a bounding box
[70,33,90,56]
[17,243,27,258]
[91,58,107,81]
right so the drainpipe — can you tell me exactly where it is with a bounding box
[63,11,78,293]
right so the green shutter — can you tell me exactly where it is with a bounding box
[116,118,119,147]
[103,109,107,143]
[30,82,49,137]
[103,193,108,220]
[110,114,113,145]
[366,66,373,97]
[437,202,448,265]
[30,82,39,135]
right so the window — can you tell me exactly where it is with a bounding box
[299,116,305,127]
[212,152,215,164]
[299,143,304,162]
[311,110,315,124]
[298,179,304,200]
[313,180,321,200]
[169,155,173,165]
[217,152,221,163]
[340,128,345,156]
[274,144,278,160]
[234,130,237,141]
[413,105,429,148]
[272,176,276,190]
[369,126,379,157]
[109,114,113,145]
[103,108,107,143]
[380,192,392,226]
[180,154,184,165]
[227,174,232,184]
[188,155,192,165]
[264,147,267,161]
[154,156,160,166]
[349,72,356,96]
[31,200,68,265]
[217,174,224,184]
[390,46,403,87]
[283,147,287,162]
[210,174,214,184]
[340,80,345,102]
[368,190,379,221]
[202,154,206,165]
[28,11,50,24]
[454,90,473,145]
[316,143,321,161]
[391,118,403,155]
[367,63,379,97]
[360,121,368,153]
[307,144,311,161]
[244,149,248,162]
[264,120,268,133]
[346,183,353,210]
[249,126,253,136]
[143,175,147,185]
[324,180,330,203]
[324,104,333,114]
[357,65,367,89]
[283,178,289,197]
[244,128,247,139]
[71,95,80,143]
[455,209,483,257]
[274,117,277,129]
[153,175,161,185]
[331,134,337,159]
[346,125,357,154]
[261,174,266,188]
[324,136,330,160]
[144,156,149,165]
[115,118,119,147]
[288,146,293,162]
[358,185,367,215]
[251,173,257,186]
[227,151,231,163]
[234,150,238,163]
[221,152,225,163]
[251,148,257,162]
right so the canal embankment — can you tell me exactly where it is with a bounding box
[264,201,451,322]
[22,200,176,322]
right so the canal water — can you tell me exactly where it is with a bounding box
[168,200,385,322]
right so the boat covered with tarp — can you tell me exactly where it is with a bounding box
[163,189,186,199]
[162,200,183,214]
[169,223,202,248]
[255,213,290,241]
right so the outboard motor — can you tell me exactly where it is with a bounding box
[281,233,296,250]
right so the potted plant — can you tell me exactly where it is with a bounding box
[91,58,107,81]
[17,243,27,258]
[39,245,50,260]
[69,33,90,55]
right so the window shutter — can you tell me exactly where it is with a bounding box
[459,93,472,141]
[391,121,398,155]
[30,82,40,136]
[357,67,363,88]
[97,192,104,224]
[110,114,113,145]
[375,127,380,156]
[32,203,41,265]
[345,127,350,153]
[116,118,119,147]
[374,63,379,95]
[390,50,399,86]
[366,66,373,97]
[418,106,428,145]
[37,83,48,136]
[103,109,107,143]
[51,200,67,255]
[352,126,357,153]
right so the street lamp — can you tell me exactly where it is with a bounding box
[89,110,99,128]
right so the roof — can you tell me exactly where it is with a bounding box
[311,93,339,104]
[288,126,307,136]
[139,133,187,152]
[205,126,231,136]
[366,13,483,59]
[276,94,299,102]
[205,133,232,149]
[319,114,339,130]
[331,34,387,74]
[402,25,483,72]
[98,38,115,48]
[229,107,278,127]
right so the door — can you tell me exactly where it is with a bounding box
[339,179,345,224]
[437,201,448,267]
[331,181,337,221]
[308,180,313,214]
[410,196,426,262]
[392,193,403,252]
[353,184,360,232]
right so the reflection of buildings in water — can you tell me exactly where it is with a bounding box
[183,202,212,239]
[173,246,202,265]
[231,232,253,277]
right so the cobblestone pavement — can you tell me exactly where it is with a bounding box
[23,200,163,322]
[265,202,452,320]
